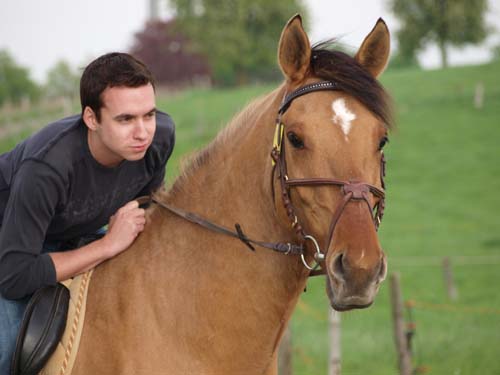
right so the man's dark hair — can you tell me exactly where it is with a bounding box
[80,52,155,121]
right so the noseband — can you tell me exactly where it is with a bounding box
[147,81,386,275]
[270,81,386,270]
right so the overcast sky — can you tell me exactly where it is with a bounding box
[1,0,499,83]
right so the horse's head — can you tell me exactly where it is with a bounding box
[273,15,392,311]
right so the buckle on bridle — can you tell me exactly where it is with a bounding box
[271,122,285,166]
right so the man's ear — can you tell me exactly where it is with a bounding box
[82,107,98,131]
[354,18,390,78]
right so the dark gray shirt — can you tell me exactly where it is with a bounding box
[0,112,175,299]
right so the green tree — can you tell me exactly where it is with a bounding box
[0,50,40,106]
[45,60,79,100]
[390,0,490,68]
[169,0,307,85]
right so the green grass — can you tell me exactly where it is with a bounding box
[1,61,499,374]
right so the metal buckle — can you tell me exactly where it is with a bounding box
[271,122,284,166]
[301,235,325,270]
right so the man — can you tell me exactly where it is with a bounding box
[0,52,175,373]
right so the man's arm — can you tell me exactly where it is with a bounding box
[0,161,145,299]
[0,161,64,299]
[48,200,146,281]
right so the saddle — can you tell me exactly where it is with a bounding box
[10,270,94,375]
[10,284,69,375]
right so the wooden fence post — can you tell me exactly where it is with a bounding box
[442,257,458,301]
[474,82,484,109]
[278,327,293,375]
[329,309,341,375]
[389,272,412,375]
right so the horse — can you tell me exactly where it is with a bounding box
[71,15,393,374]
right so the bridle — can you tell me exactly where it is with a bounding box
[146,80,386,276]
[270,81,386,271]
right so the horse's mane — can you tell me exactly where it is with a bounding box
[162,89,280,198]
[310,40,394,129]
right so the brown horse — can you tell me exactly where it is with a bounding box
[72,15,393,374]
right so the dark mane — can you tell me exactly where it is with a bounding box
[310,41,393,129]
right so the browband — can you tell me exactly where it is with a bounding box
[278,81,337,114]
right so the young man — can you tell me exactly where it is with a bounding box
[0,52,175,373]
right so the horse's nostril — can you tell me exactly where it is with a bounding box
[332,252,346,282]
[377,256,388,283]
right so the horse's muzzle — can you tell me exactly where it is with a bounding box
[326,252,387,311]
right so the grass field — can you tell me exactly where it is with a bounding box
[1,61,499,374]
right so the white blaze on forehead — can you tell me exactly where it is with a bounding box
[332,98,356,138]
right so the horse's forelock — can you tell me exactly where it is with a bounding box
[310,41,394,130]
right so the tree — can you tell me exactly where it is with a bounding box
[390,0,489,68]
[0,50,40,106]
[169,0,307,85]
[130,20,212,87]
[45,60,79,100]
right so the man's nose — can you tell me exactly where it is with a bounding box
[134,120,148,139]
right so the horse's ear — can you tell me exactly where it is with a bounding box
[278,14,311,82]
[355,18,390,78]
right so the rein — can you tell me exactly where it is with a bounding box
[137,196,304,256]
[142,80,386,276]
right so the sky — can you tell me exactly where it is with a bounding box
[0,0,499,83]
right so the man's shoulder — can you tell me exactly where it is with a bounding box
[18,115,85,181]
[154,110,175,139]
[24,115,84,160]
[0,115,84,184]
[143,111,175,170]
[150,111,175,152]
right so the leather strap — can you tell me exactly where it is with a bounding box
[278,81,338,114]
[136,196,304,256]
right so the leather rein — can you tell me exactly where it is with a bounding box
[143,81,386,277]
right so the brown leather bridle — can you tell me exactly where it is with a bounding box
[270,81,386,270]
[146,81,386,275]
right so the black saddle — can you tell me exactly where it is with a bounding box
[11,283,70,375]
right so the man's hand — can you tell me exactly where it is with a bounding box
[102,200,146,257]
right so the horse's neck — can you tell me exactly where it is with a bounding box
[144,90,309,365]
[168,87,290,246]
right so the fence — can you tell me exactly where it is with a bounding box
[278,255,499,375]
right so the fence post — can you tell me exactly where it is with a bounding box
[474,82,484,109]
[442,257,458,301]
[278,327,293,375]
[389,272,412,375]
[329,309,341,375]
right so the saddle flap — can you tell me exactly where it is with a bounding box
[11,284,69,375]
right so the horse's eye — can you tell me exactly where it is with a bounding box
[379,136,389,150]
[287,132,304,149]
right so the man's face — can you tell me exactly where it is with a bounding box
[86,84,156,167]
